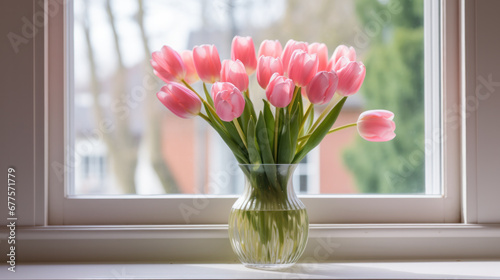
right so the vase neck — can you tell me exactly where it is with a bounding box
[234,164,304,211]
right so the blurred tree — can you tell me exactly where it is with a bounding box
[343,0,425,193]
[263,0,358,50]
[82,0,179,193]
[82,1,137,194]
[137,0,180,193]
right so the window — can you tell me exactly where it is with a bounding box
[45,0,462,225]
[4,0,500,263]
[71,0,434,196]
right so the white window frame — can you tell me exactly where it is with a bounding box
[4,0,500,262]
[45,0,460,225]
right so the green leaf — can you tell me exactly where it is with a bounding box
[237,94,258,137]
[277,107,285,145]
[256,113,278,190]
[239,109,249,137]
[293,97,347,163]
[301,103,314,137]
[204,120,249,164]
[289,106,301,158]
[211,113,245,151]
[278,113,292,164]
[237,116,246,136]
[297,93,304,134]
[256,113,275,165]
[203,83,214,107]
[290,87,302,115]
[263,100,275,151]
[246,117,262,165]
[203,101,224,132]
[244,94,257,120]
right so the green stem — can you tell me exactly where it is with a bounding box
[197,112,212,124]
[181,79,197,93]
[308,93,342,134]
[274,107,280,161]
[288,86,300,114]
[298,103,313,136]
[202,83,214,106]
[298,122,357,143]
[182,80,220,123]
[233,119,248,149]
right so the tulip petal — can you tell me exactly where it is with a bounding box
[337,61,366,96]
[193,45,221,83]
[157,83,201,119]
[357,110,396,142]
[359,109,394,121]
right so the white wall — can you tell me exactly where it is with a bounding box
[464,0,500,223]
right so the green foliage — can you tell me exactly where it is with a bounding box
[343,0,425,194]
[294,97,347,164]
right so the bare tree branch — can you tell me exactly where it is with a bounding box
[136,0,180,193]
[82,1,138,193]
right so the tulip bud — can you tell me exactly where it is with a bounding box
[258,40,283,58]
[151,46,186,83]
[327,45,356,70]
[257,56,284,89]
[281,39,308,74]
[357,110,396,142]
[305,71,338,105]
[220,59,249,92]
[211,82,245,122]
[308,43,329,72]
[265,73,295,108]
[180,50,199,84]
[287,50,318,87]
[193,44,222,84]
[231,36,257,75]
[334,57,366,96]
[157,83,201,119]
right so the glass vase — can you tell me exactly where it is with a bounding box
[228,164,309,270]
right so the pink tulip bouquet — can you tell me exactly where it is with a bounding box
[152,36,396,267]
[152,36,395,170]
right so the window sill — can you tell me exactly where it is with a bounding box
[3,224,500,262]
[1,261,500,279]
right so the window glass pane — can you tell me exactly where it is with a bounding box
[72,0,433,195]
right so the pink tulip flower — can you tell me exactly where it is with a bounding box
[156,83,201,119]
[211,81,231,100]
[287,50,319,87]
[308,43,329,72]
[327,45,356,70]
[265,73,295,108]
[256,56,284,89]
[305,71,339,105]
[180,50,199,84]
[220,59,249,92]
[258,40,283,58]
[357,110,396,142]
[151,46,186,83]
[333,57,366,96]
[231,36,257,75]
[193,44,222,84]
[211,82,245,122]
[281,39,308,74]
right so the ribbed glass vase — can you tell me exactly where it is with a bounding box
[228,164,309,270]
